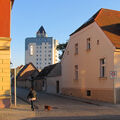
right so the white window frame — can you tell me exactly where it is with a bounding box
[100,58,106,77]
[75,65,78,80]
[87,38,91,50]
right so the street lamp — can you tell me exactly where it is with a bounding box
[14,68,17,106]
[11,62,17,106]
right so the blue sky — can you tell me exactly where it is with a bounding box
[11,0,120,67]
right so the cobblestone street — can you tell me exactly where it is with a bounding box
[1,87,120,120]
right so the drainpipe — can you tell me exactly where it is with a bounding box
[14,68,16,106]
[113,77,116,104]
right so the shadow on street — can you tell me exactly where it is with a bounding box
[21,115,120,120]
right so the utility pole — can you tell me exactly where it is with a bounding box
[14,68,16,106]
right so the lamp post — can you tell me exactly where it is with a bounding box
[10,62,17,106]
[14,68,16,106]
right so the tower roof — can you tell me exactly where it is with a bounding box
[38,26,46,34]
[36,26,47,37]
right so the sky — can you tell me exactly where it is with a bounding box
[11,0,120,67]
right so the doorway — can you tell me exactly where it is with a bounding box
[56,81,59,94]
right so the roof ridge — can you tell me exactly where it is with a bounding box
[70,8,102,36]
[95,8,103,21]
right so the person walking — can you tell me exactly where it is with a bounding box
[27,87,37,111]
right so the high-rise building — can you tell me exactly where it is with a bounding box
[25,26,59,70]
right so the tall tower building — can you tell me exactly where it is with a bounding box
[25,26,59,70]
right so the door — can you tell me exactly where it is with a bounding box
[56,81,59,94]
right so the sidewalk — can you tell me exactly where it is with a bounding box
[0,97,36,120]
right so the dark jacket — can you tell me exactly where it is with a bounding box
[27,90,37,99]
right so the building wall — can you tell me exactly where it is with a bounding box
[61,22,115,103]
[25,37,58,70]
[34,79,43,91]
[54,40,59,64]
[46,76,61,94]
[17,80,31,88]
[0,0,12,108]
[0,0,10,37]
[114,50,120,103]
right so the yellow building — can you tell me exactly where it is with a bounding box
[0,0,14,108]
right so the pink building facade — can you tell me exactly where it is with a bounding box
[61,8,120,103]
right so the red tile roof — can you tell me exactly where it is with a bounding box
[17,63,39,81]
[35,64,57,79]
[71,8,120,49]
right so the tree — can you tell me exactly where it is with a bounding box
[56,41,68,60]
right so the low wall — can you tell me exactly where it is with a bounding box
[62,88,114,103]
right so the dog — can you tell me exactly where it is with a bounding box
[44,105,52,111]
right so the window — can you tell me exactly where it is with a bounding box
[87,90,91,96]
[42,81,44,87]
[87,38,91,50]
[30,45,33,55]
[97,40,99,45]
[100,58,106,77]
[75,65,78,80]
[67,51,69,55]
[75,43,78,55]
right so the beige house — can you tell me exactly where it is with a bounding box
[61,8,120,103]
[46,63,61,94]
[34,64,56,91]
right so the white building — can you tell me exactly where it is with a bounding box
[25,26,59,70]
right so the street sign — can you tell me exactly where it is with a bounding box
[110,71,117,79]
